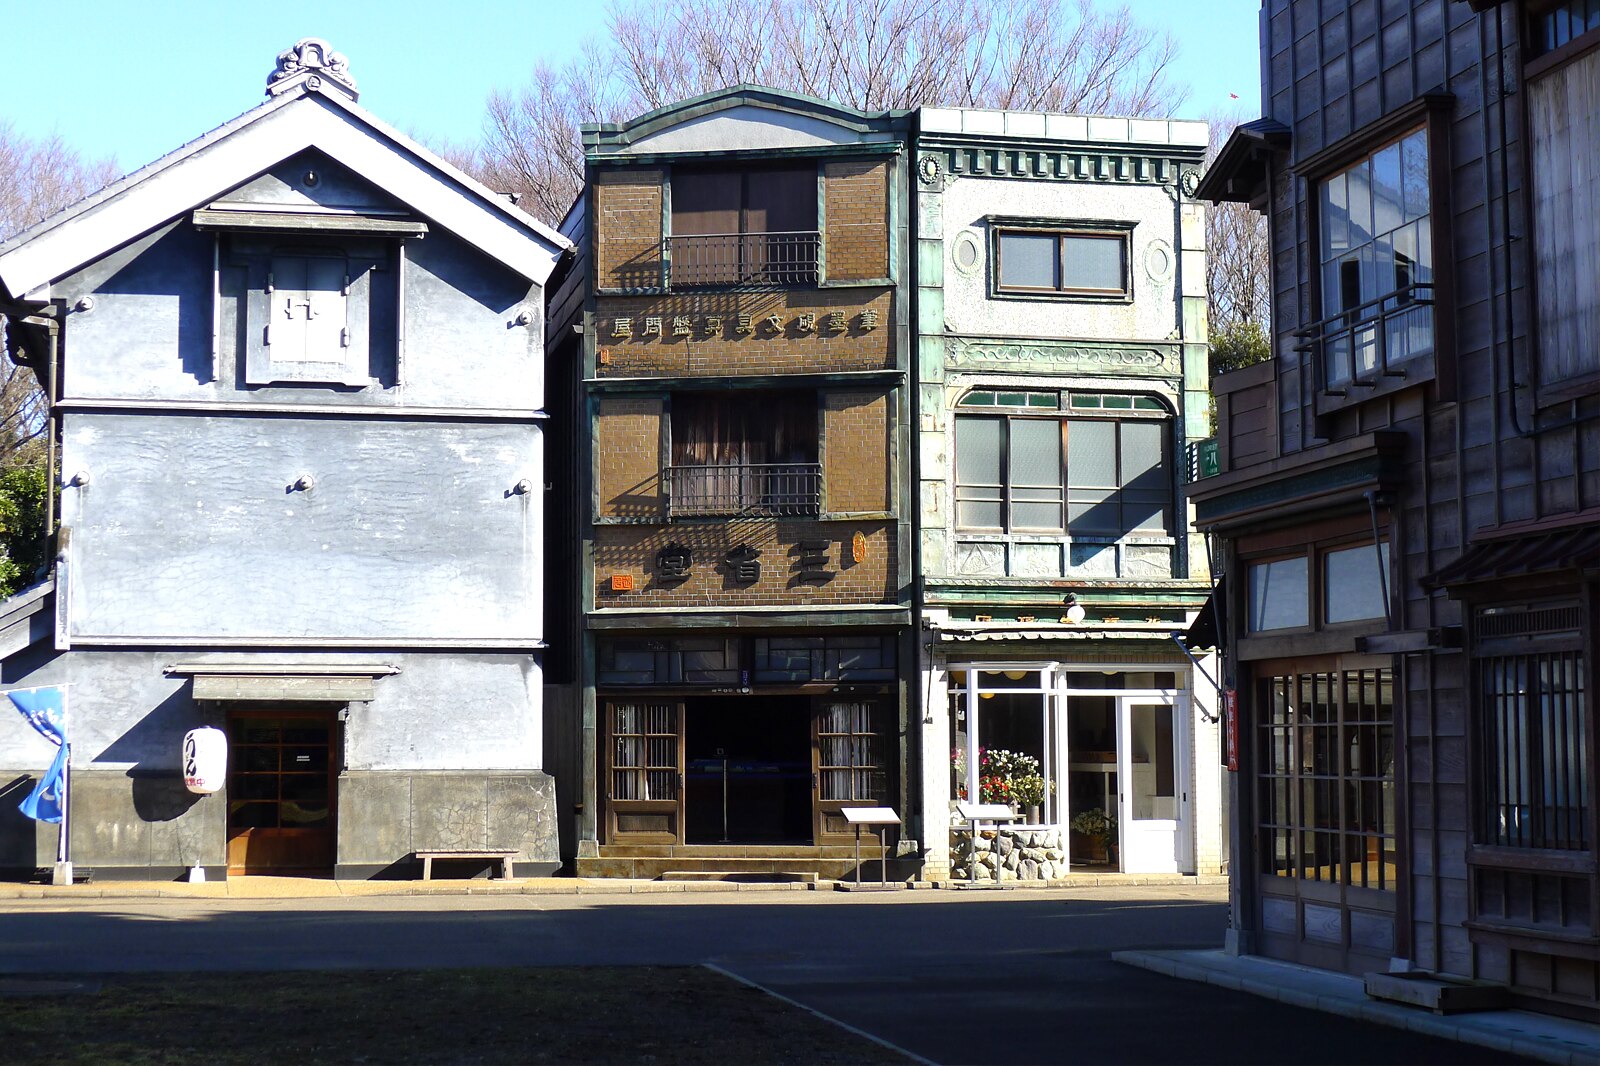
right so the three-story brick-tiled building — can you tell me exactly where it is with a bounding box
[549,88,916,878]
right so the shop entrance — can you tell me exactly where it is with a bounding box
[225,706,339,875]
[685,696,811,844]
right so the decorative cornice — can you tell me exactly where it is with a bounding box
[947,336,1181,377]
[916,141,1205,194]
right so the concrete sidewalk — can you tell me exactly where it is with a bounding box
[0,871,1226,901]
[1116,947,1600,1066]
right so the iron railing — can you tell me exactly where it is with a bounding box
[666,462,822,518]
[1295,282,1435,393]
[664,231,820,289]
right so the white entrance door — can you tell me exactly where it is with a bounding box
[1116,696,1186,873]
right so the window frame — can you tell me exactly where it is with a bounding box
[1236,520,1394,656]
[1295,94,1455,417]
[951,389,1173,540]
[987,217,1135,304]
[1522,17,1600,405]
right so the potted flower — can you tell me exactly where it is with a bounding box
[1070,807,1118,866]
[1012,772,1047,824]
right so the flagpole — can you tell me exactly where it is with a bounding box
[54,689,71,886]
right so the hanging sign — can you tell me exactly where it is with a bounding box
[1224,688,1239,772]
[183,727,228,794]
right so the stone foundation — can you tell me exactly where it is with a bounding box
[950,826,1068,881]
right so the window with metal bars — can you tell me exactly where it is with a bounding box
[817,701,888,802]
[611,702,679,802]
[1475,603,1590,851]
[1256,665,1396,890]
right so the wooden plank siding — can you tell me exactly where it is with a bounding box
[1229,0,1600,1001]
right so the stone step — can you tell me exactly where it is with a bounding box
[659,870,819,883]
[577,854,916,880]
[596,844,864,859]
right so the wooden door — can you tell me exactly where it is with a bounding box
[813,699,892,844]
[606,700,685,844]
[226,708,339,874]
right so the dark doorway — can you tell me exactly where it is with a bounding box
[685,696,811,844]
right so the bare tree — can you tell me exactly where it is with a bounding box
[479,0,1184,226]
[0,120,119,465]
[1204,109,1272,345]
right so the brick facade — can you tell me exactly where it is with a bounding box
[822,390,890,513]
[593,521,897,608]
[595,288,894,377]
[594,170,663,290]
[595,397,665,520]
[824,161,890,281]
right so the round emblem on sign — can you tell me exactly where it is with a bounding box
[917,154,942,186]
[1180,168,1201,198]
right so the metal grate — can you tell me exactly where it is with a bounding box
[1480,649,1589,850]
[666,463,822,518]
[665,231,820,288]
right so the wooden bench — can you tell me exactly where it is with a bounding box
[415,849,518,881]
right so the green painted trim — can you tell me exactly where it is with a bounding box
[660,162,672,290]
[587,143,903,167]
[586,369,905,392]
[583,85,910,147]
[587,607,912,630]
[1193,456,1386,525]
[815,162,828,286]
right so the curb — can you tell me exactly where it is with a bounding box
[1114,949,1600,1066]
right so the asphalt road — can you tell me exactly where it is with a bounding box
[0,886,1518,1065]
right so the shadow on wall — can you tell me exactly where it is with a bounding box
[0,775,39,870]
[98,689,204,823]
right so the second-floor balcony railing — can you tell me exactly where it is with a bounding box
[1296,282,1435,394]
[664,231,820,289]
[666,462,823,518]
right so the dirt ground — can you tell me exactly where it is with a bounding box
[0,966,909,1065]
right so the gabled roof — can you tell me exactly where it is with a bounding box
[582,84,908,160]
[1193,117,1290,206]
[0,80,570,304]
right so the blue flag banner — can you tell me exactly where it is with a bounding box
[19,743,67,823]
[8,687,66,748]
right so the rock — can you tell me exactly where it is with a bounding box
[996,835,1013,857]
[1020,858,1039,879]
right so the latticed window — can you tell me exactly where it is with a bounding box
[1257,664,1396,890]
[1475,603,1590,851]
[611,702,679,801]
[817,701,887,802]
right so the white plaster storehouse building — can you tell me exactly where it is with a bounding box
[910,108,1224,883]
[0,41,568,880]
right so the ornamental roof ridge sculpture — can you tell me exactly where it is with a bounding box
[267,38,358,101]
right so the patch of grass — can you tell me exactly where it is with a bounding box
[0,966,907,1065]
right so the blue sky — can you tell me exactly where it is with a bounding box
[0,0,1261,172]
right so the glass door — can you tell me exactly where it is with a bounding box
[1116,696,1185,873]
[813,699,890,843]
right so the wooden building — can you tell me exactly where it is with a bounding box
[548,89,916,879]
[1193,0,1600,1018]
[0,41,567,880]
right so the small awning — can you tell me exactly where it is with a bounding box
[1184,584,1226,650]
[1423,525,1600,590]
[938,624,1179,644]
[168,662,399,702]
[1194,118,1291,205]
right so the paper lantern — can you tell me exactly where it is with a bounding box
[182,727,227,794]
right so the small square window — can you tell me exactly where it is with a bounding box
[994,224,1131,300]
